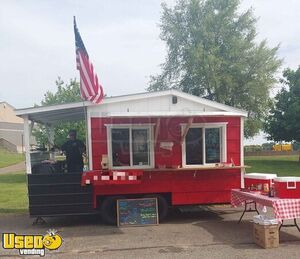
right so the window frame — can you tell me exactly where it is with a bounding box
[181,123,227,168]
[106,124,155,169]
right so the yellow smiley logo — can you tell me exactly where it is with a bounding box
[42,233,62,250]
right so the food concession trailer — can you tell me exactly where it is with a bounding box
[16,89,248,224]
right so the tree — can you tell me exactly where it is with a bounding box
[32,78,86,148]
[148,0,282,138]
[265,67,300,143]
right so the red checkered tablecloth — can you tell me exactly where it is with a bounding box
[231,189,300,222]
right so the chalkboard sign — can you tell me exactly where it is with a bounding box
[117,198,159,227]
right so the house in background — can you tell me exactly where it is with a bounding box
[0,102,24,152]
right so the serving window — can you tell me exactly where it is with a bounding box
[182,123,227,167]
[107,125,154,169]
[111,128,130,167]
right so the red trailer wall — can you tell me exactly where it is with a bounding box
[90,169,241,205]
[89,116,241,205]
[90,116,241,170]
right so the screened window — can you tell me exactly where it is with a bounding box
[183,125,225,166]
[109,126,153,168]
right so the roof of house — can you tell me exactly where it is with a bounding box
[15,90,248,125]
[0,102,24,123]
[0,101,15,108]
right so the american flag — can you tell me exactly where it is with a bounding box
[74,17,104,104]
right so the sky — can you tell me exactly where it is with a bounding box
[1,0,299,143]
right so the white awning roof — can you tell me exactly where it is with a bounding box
[15,102,88,125]
[15,89,247,125]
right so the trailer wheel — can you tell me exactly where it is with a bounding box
[144,194,169,221]
[100,196,125,225]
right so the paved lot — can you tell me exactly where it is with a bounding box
[0,205,299,258]
[0,162,25,174]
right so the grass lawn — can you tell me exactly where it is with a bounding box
[245,155,300,176]
[0,172,28,214]
[0,148,24,168]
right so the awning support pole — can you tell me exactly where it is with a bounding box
[30,121,35,133]
[84,103,92,170]
[23,115,32,174]
[45,124,54,150]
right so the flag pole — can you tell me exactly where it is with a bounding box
[74,16,104,170]
[74,16,88,170]
[83,100,89,171]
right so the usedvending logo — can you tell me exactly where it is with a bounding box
[2,229,63,257]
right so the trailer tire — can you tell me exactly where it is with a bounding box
[144,194,169,221]
[100,196,125,225]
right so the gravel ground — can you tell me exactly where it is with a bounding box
[0,205,299,259]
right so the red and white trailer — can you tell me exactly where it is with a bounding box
[16,90,247,224]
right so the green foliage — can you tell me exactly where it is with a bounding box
[265,67,300,142]
[0,148,24,168]
[41,77,82,105]
[149,0,282,138]
[32,78,86,148]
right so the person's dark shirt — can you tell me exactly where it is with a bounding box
[61,139,85,165]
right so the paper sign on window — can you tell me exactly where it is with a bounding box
[160,142,174,151]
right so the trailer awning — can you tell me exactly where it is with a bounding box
[15,89,248,124]
[15,102,89,125]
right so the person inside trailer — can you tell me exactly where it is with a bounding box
[61,129,86,173]
[111,128,131,166]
